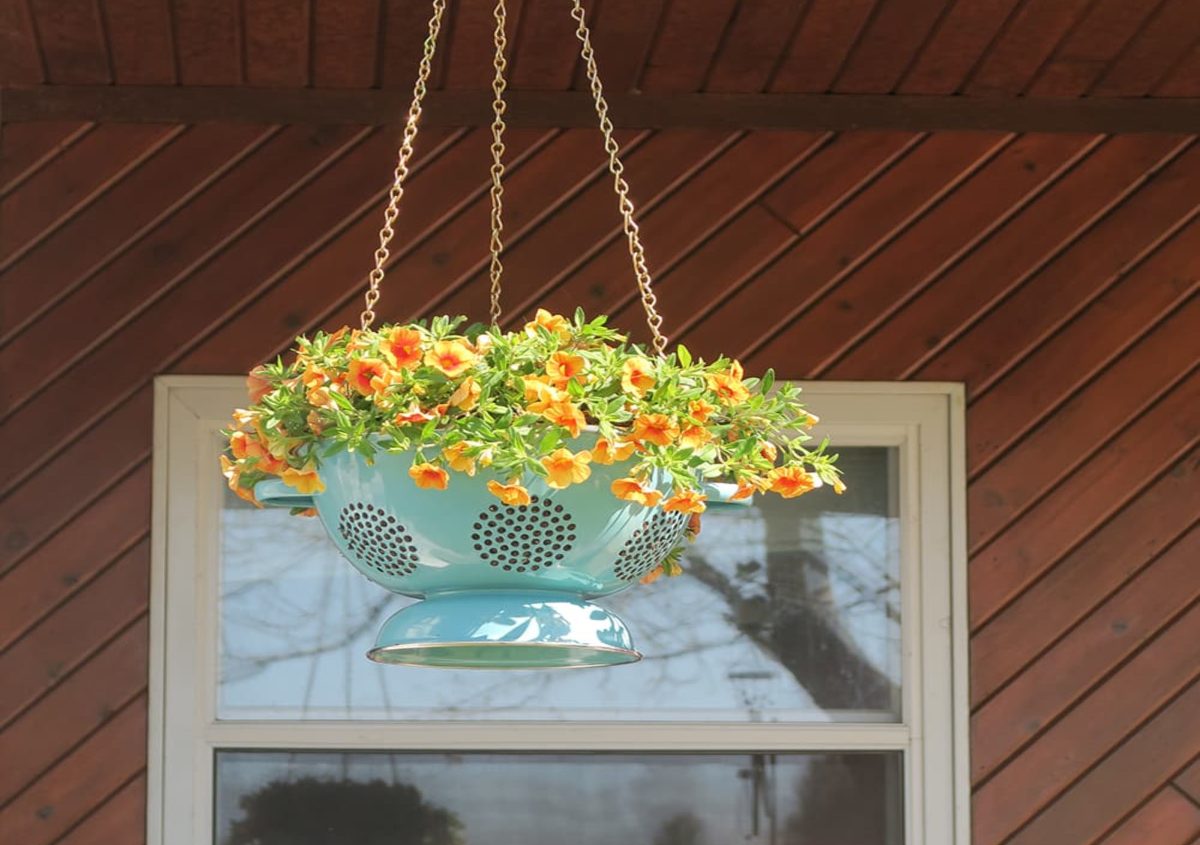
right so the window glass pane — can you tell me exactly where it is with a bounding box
[218,446,901,721]
[215,750,903,845]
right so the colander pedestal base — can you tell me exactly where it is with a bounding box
[366,590,642,669]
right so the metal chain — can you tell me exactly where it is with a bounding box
[487,0,508,326]
[568,0,668,356]
[359,0,447,330]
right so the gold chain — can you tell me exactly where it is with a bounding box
[487,0,508,326]
[360,0,447,330]
[569,0,668,356]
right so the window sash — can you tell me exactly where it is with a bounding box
[149,377,968,845]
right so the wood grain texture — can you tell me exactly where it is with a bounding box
[3,124,1199,845]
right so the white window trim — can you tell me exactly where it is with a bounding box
[149,376,969,845]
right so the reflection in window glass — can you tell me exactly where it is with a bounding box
[218,447,901,721]
[215,750,903,845]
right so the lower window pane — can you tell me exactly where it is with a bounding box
[215,750,903,845]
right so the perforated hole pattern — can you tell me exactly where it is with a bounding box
[614,509,690,581]
[338,503,421,577]
[472,496,577,573]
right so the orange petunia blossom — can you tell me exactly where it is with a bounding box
[663,488,708,514]
[409,462,450,490]
[759,441,778,462]
[219,455,261,507]
[525,308,572,341]
[688,398,717,423]
[767,465,816,499]
[448,376,481,411]
[347,358,393,396]
[546,351,586,388]
[621,357,656,396]
[731,476,767,501]
[425,339,477,378]
[542,400,586,438]
[229,431,287,475]
[611,477,663,507]
[706,362,750,405]
[442,441,477,476]
[394,404,436,425]
[592,437,637,464]
[679,425,713,450]
[487,479,532,506]
[640,565,664,585]
[281,466,325,495]
[384,327,424,370]
[523,377,567,414]
[541,447,592,489]
[631,413,679,447]
[246,367,273,403]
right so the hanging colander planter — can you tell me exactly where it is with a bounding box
[219,0,843,669]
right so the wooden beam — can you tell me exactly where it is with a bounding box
[3,85,1199,132]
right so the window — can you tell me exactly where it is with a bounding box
[151,378,968,844]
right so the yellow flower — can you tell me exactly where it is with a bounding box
[767,465,815,498]
[525,308,572,341]
[409,462,449,490]
[832,476,846,495]
[679,425,712,450]
[442,442,477,476]
[592,437,637,465]
[706,366,750,405]
[347,358,393,396]
[546,351,586,388]
[219,455,261,507]
[281,467,325,495]
[688,398,717,423]
[541,447,592,489]
[542,399,586,438]
[394,404,436,425]
[621,357,656,396]
[611,477,663,507]
[425,339,477,378]
[663,489,707,514]
[384,326,423,370]
[448,376,481,411]
[523,377,567,414]
[487,479,532,506]
[630,413,679,447]
[801,411,819,428]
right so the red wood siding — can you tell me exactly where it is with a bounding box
[1,123,1198,845]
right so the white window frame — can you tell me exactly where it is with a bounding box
[149,376,969,845]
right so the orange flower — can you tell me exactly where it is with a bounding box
[281,467,325,495]
[640,565,664,585]
[525,308,572,341]
[542,400,586,438]
[394,404,436,425]
[448,376,481,411]
[384,327,424,370]
[611,477,663,507]
[219,455,261,507]
[663,489,707,514]
[688,398,717,423]
[409,462,449,490]
[730,477,767,501]
[592,437,637,465]
[347,358,392,396]
[541,447,592,489]
[767,465,815,498]
[246,367,272,403]
[706,366,750,405]
[306,410,325,435]
[546,351,586,388]
[621,357,656,396]
[523,377,567,414]
[679,425,712,450]
[630,413,679,447]
[687,512,702,537]
[487,479,532,506]
[442,442,477,476]
[759,441,778,462]
[425,339,477,378]
[229,431,286,475]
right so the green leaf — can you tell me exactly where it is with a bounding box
[676,343,692,367]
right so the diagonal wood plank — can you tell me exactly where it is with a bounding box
[1096,787,1200,845]
[965,0,1095,95]
[1093,0,1200,96]
[0,0,44,83]
[28,0,110,84]
[172,0,241,85]
[833,0,951,93]
[1027,0,1163,96]
[898,0,1023,94]
[703,0,807,93]
[243,0,310,87]
[53,771,146,845]
[101,0,176,84]
[767,0,877,93]
[0,122,91,198]
[638,0,739,93]
[311,0,380,87]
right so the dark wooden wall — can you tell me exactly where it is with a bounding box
[2,119,1198,845]
[3,0,1200,843]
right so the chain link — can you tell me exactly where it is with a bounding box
[360,0,447,330]
[568,0,668,356]
[487,0,508,326]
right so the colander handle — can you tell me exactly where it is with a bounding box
[253,477,316,510]
[702,481,753,509]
